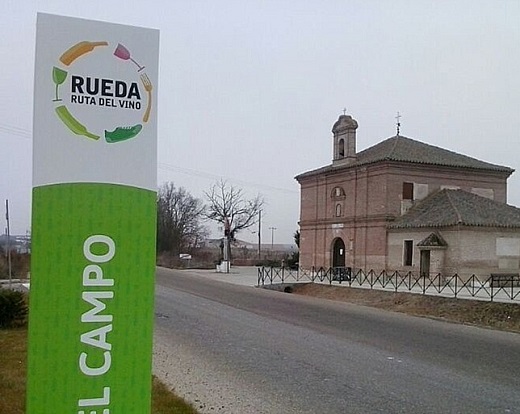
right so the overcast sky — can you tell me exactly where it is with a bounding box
[1,0,519,244]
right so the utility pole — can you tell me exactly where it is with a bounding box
[269,226,277,252]
[5,199,12,288]
[257,210,261,260]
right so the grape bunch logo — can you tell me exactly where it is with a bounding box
[52,40,153,143]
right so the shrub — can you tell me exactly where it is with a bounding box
[286,251,299,269]
[0,253,30,279]
[254,259,281,267]
[0,289,28,328]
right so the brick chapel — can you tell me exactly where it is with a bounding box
[295,114,520,280]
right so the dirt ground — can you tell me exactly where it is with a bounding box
[291,283,520,333]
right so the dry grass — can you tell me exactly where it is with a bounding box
[0,328,26,414]
[292,283,520,332]
[151,376,199,414]
[0,327,198,414]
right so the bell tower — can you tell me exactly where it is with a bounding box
[332,113,358,165]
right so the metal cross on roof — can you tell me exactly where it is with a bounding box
[395,111,402,136]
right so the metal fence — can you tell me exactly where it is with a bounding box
[257,266,520,303]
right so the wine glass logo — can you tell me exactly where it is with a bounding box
[114,43,145,72]
[52,66,68,102]
[53,39,153,143]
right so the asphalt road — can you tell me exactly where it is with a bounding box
[154,267,520,414]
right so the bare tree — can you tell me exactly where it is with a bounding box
[157,183,208,256]
[205,179,264,241]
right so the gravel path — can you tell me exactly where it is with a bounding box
[152,267,286,413]
[153,326,290,414]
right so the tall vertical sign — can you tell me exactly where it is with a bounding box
[28,13,159,413]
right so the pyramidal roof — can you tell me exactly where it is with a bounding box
[388,189,520,229]
[356,136,512,171]
[296,135,513,179]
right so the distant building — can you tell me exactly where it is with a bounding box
[295,114,520,280]
[0,234,31,254]
[203,238,296,253]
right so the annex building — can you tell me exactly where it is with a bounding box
[295,114,520,280]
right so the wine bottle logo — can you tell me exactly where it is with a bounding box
[52,40,153,144]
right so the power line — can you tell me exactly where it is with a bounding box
[0,123,299,195]
[0,123,31,133]
[0,123,32,140]
[158,162,298,195]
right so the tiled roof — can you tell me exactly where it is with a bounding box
[296,135,513,179]
[388,189,520,229]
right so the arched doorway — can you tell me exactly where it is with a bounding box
[332,238,346,268]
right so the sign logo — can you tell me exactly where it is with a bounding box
[52,40,153,143]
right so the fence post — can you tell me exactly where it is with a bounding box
[454,274,457,298]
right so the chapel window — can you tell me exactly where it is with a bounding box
[403,182,414,200]
[403,240,413,266]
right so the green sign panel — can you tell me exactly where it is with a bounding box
[28,184,156,413]
[28,14,159,413]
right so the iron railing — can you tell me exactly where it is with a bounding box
[257,266,520,303]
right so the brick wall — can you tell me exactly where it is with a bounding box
[387,227,520,281]
[298,160,510,271]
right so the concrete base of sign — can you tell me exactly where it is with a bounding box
[216,261,230,273]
